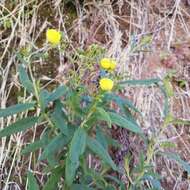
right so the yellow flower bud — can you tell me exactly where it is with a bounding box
[46,29,61,45]
[100,58,111,69]
[99,78,114,91]
[109,59,117,70]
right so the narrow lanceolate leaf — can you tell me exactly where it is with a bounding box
[96,107,111,128]
[108,112,142,134]
[69,128,87,162]
[22,130,49,155]
[0,102,35,118]
[42,167,63,190]
[22,139,45,155]
[104,93,140,113]
[39,90,51,111]
[66,128,87,186]
[47,153,59,168]
[122,108,142,132]
[96,127,108,150]
[65,158,78,187]
[40,134,71,161]
[18,65,34,93]
[87,136,117,171]
[51,101,68,136]
[0,117,39,138]
[119,78,161,86]
[46,85,68,103]
[27,171,40,190]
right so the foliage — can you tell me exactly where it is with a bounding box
[0,31,190,190]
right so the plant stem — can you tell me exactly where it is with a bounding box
[133,115,171,185]
[79,93,103,128]
[28,64,40,102]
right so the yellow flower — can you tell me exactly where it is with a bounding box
[100,58,117,71]
[100,58,111,69]
[109,59,117,70]
[99,78,114,91]
[46,29,61,45]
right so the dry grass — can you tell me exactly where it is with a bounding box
[0,0,190,189]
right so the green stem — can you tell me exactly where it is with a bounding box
[133,115,171,185]
[79,93,103,128]
[28,64,39,102]
[28,64,58,135]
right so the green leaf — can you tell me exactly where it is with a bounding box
[96,127,108,150]
[27,171,40,190]
[123,107,140,125]
[67,91,84,116]
[163,78,174,97]
[142,174,162,190]
[69,128,87,163]
[18,65,34,93]
[108,112,142,134]
[39,90,51,111]
[85,115,98,128]
[0,117,39,138]
[83,168,105,188]
[105,135,121,148]
[104,95,142,130]
[87,136,117,171]
[65,159,77,186]
[22,139,46,155]
[42,167,63,190]
[47,154,59,168]
[40,134,71,161]
[0,102,35,118]
[46,85,68,103]
[150,179,162,190]
[104,93,140,113]
[119,78,161,86]
[71,184,94,190]
[96,107,111,128]
[16,52,28,65]
[142,172,163,190]
[160,141,176,148]
[65,128,87,186]
[51,101,68,136]
[22,130,49,155]
[161,152,190,174]
[39,86,68,111]
[158,85,169,117]
[86,119,121,148]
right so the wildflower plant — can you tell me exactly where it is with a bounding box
[0,39,136,189]
[0,29,190,190]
